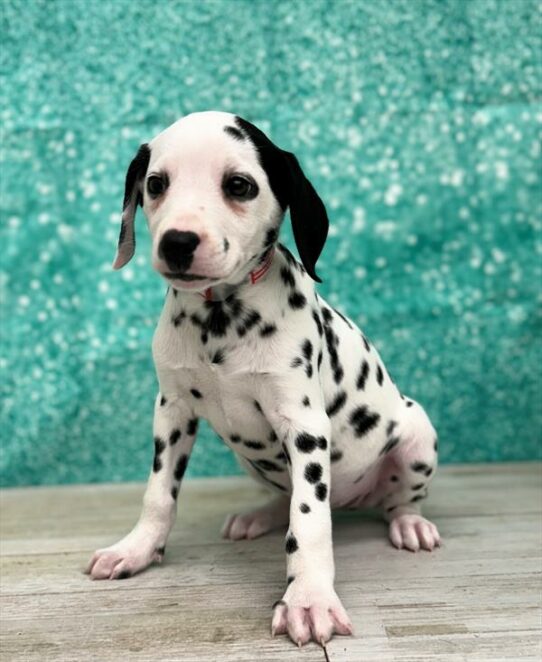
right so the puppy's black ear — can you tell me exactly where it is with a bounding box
[281,151,329,282]
[234,117,328,281]
[112,143,150,270]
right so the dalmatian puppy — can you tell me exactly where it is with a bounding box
[86,111,440,646]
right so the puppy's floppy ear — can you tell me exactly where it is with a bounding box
[112,143,151,270]
[234,117,329,282]
[281,151,329,283]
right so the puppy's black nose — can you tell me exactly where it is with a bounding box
[159,230,200,272]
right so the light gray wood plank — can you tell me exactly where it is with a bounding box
[1,463,541,661]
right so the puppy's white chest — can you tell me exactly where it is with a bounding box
[153,323,269,440]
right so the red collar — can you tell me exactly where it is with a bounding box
[201,247,275,301]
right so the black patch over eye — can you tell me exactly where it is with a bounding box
[147,175,168,198]
[223,174,258,201]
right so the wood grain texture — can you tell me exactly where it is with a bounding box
[1,463,541,661]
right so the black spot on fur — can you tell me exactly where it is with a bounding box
[434,438,439,452]
[356,360,370,390]
[280,267,296,288]
[155,546,165,556]
[171,486,178,500]
[317,350,323,369]
[244,440,265,450]
[380,437,400,455]
[187,418,198,436]
[295,432,327,453]
[160,395,167,406]
[225,293,243,317]
[174,454,188,481]
[304,462,323,484]
[386,420,398,436]
[312,309,323,336]
[211,349,225,364]
[326,390,347,417]
[275,451,287,463]
[190,388,202,399]
[287,575,295,586]
[411,493,426,503]
[361,335,371,352]
[386,505,397,513]
[260,323,277,337]
[269,430,278,442]
[230,434,241,443]
[288,291,306,309]
[169,429,181,446]
[376,364,384,386]
[153,436,166,472]
[412,483,425,490]
[223,237,230,252]
[291,356,303,368]
[349,405,381,438]
[301,339,313,360]
[411,461,432,476]
[297,343,313,377]
[330,448,343,463]
[253,399,263,414]
[172,311,186,327]
[282,443,291,464]
[322,307,333,324]
[302,395,311,407]
[224,125,245,141]
[315,482,328,501]
[285,534,298,554]
[406,400,414,407]
[237,310,262,337]
[323,318,344,384]
[264,227,279,248]
[390,475,399,482]
[255,459,283,472]
[300,503,311,513]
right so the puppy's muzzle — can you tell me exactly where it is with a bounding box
[159,229,201,273]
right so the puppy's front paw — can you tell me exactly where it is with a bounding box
[389,513,441,552]
[271,582,352,646]
[85,535,165,580]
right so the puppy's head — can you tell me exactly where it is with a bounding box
[113,111,329,290]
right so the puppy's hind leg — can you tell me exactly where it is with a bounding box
[86,394,198,579]
[380,400,441,552]
[221,495,290,540]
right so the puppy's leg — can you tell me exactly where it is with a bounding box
[381,402,440,552]
[271,412,352,646]
[221,495,290,540]
[86,394,198,579]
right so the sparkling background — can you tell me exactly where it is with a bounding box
[1,0,541,486]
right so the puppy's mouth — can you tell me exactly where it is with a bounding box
[163,272,210,282]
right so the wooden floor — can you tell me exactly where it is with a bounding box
[1,464,541,661]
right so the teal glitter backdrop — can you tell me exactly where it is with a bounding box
[1,0,541,487]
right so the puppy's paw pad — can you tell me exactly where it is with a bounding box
[271,589,353,646]
[389,514,441,552]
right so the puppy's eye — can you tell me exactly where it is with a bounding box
[147,175,167,198]
[223,174,258,201]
